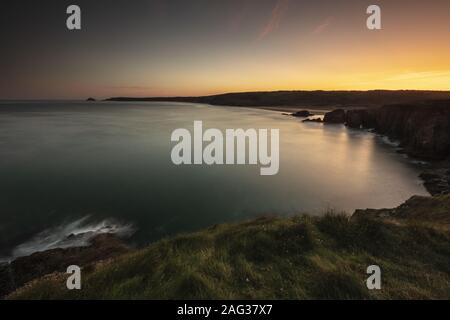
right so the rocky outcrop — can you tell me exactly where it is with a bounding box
[323,108,376,128]
[0,263,14,298]
[303,117,323,123]
[321,101,450,196]
[0,234,131,298]
[352,194,450,228]
[345,109,376,128]
[322,100,450,160]
[419,162,450,195]
[371,103,450,159]
[323,109,346,123]
[86,97,96,102]
[291,110,312,117]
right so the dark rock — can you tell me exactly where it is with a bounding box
[419,172,440,180]
[302,118,323,123]
[0,263,14,298]
[323,109,346,124]
[345,109,376,128]
[86,97,96,102]
[370,101,450,159]
[417,161,450,195]
[292,110,312,117]
[421,177,450,196]
[329,100,450,160]
[0,234,131,298]
[423,183,449,196]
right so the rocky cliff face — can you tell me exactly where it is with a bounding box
[323,109,346,123]
[324,100,450,160]
[372,103,450,159]
[322,100,450,196]
[345,109,375,128]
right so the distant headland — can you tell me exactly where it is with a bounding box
[105,90,450,109]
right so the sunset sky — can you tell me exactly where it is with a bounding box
[1,0,450,99]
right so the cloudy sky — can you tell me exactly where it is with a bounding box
[1,0,450,99]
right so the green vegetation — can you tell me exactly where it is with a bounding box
[9,195,450,300]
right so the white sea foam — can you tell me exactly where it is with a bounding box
[0,216,134,263]
[380,135,401,147]
[410,160,428,165]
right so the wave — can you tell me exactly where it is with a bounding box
[1,216,134,263]
[410,159,428,165]
[379,135,401,147]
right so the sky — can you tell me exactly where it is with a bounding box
[1,0,450,99]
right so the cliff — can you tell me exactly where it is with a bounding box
[5,195,450,300]
[322,100,450,160]
[321,100,450,195]
[0,234,130,298]
[342,101,450,159]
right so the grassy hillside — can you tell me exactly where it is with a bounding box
[8,195,450,300]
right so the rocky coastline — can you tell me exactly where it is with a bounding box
[307,100,450,195]
[0,234,131,298]
[1,99,449,299]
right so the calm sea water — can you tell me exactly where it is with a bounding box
[0,101,428,260]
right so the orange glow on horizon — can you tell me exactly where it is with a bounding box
[2,0,450,100]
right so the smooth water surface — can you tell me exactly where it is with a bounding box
[0,101,428,259]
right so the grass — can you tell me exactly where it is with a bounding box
[8,195,450,300]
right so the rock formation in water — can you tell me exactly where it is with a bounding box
[302,118,323,123]
[291,110,312,117]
